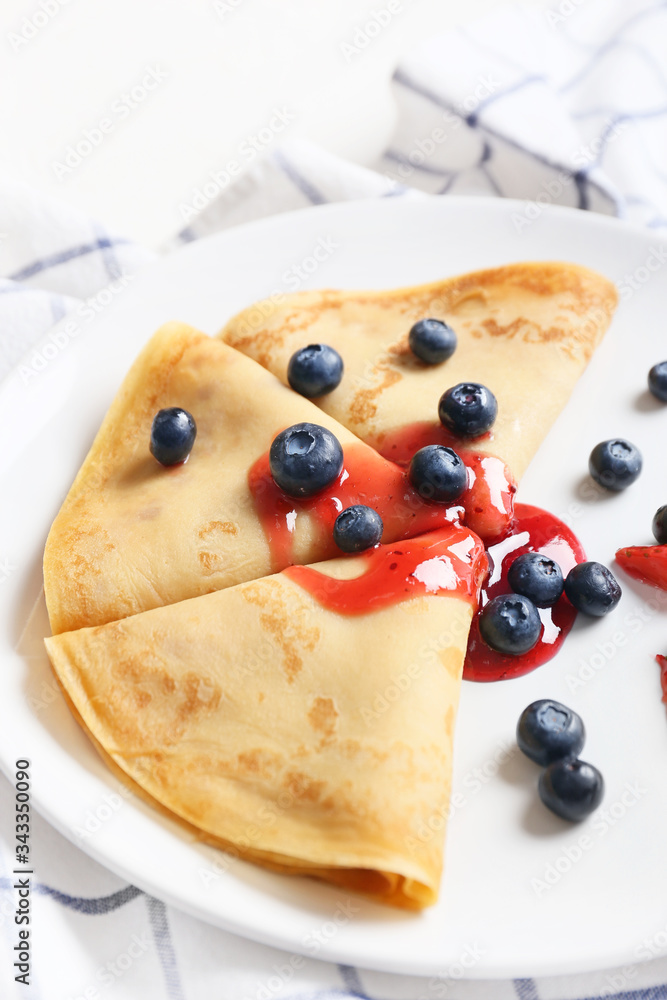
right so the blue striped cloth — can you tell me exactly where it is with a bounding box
[3,0,667,996]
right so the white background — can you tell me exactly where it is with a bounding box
[0,0,544,247]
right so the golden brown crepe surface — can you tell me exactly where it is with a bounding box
[45,523,486,908]
[220,262,617,480]
[44,322,450,635]
[43,260,617,909]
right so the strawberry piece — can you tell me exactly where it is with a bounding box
[615,544,667,590]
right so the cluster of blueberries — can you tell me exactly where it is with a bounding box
[143,339,667,836]
[517,699,604,822]
[146,329,667,660]
[479,554,620,656]
[147,320,494,556]
[274,320,500,553]
[508,363,667,822]
[268,422,387,554]
[274,320,627,651]
[476,359,667,653]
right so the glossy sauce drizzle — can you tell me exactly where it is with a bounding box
[373,422,516,543]
[285,523,487,615]
[249,427,585,683]
[249,429,516,573]
[464,503,586,682]
[249,442,489,571]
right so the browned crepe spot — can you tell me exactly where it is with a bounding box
[241,579,320,681]
[348,365,403,425]
[283,770,326,804]
[439,647,464,678]
[237,748,280,776]
[198,552,222,573]
[308,696,339,744]
[198,520,238,538]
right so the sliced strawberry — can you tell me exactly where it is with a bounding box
[615,544,667,590]
[656,655,667,704]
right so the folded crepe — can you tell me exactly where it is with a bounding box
[220,261,617,481]
[44,323,466,635]
[45,522,487,909]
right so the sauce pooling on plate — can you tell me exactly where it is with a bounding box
[250,428,585,683]
[464,503,585,682]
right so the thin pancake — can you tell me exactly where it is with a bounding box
[45,522,487,909]
[220,261,617,480]
[44,323,466,635]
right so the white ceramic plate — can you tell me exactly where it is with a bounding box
[2,197,667,980]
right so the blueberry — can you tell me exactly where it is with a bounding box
[333,505,383,553]
[269,423,343,498]
[408,445,467,502]
[648,361,667,402]
[564,561,621,616]
[438,382,498,438]
[539,758,604,822]
[589,439,642,491]
[287,344,343,398]
[408,318,457,365]
[517,699,585,766]
[150,407,196,466]
[508,552,564,607]
[653,505,667,544]
[478,594,542,656]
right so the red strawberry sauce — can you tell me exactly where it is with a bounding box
[248,425,586,681]
[285,522,487,614]
[464,503,585,681]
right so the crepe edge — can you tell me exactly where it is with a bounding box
[219,260,618,353]
[44,630,442,911]
[42,321,209,637]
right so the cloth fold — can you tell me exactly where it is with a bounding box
[3,0,667,996]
